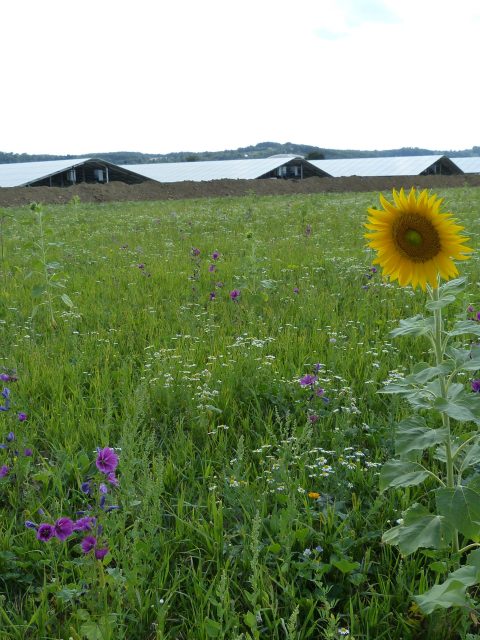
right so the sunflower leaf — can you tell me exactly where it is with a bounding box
[379,460,431,491]
[447,320,480,338]
[436,486,480,539]
[395,416,448,457]
[414,565,479,614]
[390,315,434,338]
[426,295,456,311]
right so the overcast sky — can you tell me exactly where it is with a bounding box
[3,0,480,155]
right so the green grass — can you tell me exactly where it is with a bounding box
[1,188,480,639]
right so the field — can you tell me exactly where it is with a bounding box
[1,188,480,639]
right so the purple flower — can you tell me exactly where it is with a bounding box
[18,412,27,422]
[6,432,15,442]
[0,465,9,478]
[137,263,145,270]
[106,472,119,486]
[73,516,96,532]
[36,523,55,542]
[293,287,299,294]
[230,289,240,301]
[476,312,480,322]
[95,447,119,474]
[24,448,33,457]
[0,374,11,382]
[209,292,216,301]
[212,251,220,261]
[315,387,325,397]
[99,483,108,495]
[54,517,74,541]
[81,535,97,554]
[191,247,200,257]
[25,520,37,529]
[1,388,10,399]
[308,414,319,423]
[208,264,216,273]
[0,388,10,412]
[313,363,323,373]
[94,547,109,560]
[472,379,480,393]
[467,305,475,313]
[299,374,317,387]
[81,481,91,494]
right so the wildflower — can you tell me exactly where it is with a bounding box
[99,483,108,494]
[191,247,200,257]
[24,448,33,457]
[230,289,240,301]
[338,628,350,636]
[0,388,10,412]
[0,374,11,382]
[472,379,480,393]
[94,547,109,560]
[81,535,97,554]
[25,520,37,529]
[308,491,320,499]
[95,447,119,474]
[73,516,96,532]
[467,305,475,313]
[54,517,74,541]
[308,414,319,423]
[106,471,119,486]
[212,251,220,260]
[6,432,14,442]
[137,263,145,270]
[81,481,91,494]
[293,287,299,294]
[18,412,27,422]
[0,465,9,478]
[208,264,216,272]
[315,387,325,397]
[365,188,472,290]
[36,523,55,542]
[299,374,316,387]
[477,312,480,322]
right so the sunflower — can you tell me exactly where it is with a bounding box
[364,188,473,290]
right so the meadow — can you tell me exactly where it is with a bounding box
[1,188,480,640]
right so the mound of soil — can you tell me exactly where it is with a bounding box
[1,174,480,207]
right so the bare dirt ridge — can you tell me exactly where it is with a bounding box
[1,174,480,207]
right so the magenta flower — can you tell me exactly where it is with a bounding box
[36,523,55,542]
[94,547,109,560]
[0,465,9,478]
[230,289,240,301]
[54,517,74,541]
[106,472,119,486]
[299,374,317,387]
[73,516,96,532]
[81,535,97,554]
[95,447,119,474]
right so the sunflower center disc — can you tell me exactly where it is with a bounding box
[393,214,441,262]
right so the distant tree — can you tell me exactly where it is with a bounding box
[184,154,200,162]
[305,151,325,160]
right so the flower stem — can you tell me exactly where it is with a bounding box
[431,284,459,552]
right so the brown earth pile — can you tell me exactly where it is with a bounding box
[1,174,480,207]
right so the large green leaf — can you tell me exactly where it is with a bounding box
[379,460,430,491]
[390,315,434,338]
[414,565,479,614]
[382,504,449,555]
[448,320,480,338]
[395,415,448,457]
[436,486,480,539]
[434,397,480,424]
[447,345,480,371]
[426,295,456,311]
[406,362,453,384]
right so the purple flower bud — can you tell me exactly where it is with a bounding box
[467,305,475,313]
[6,432,15,442]
[1,388,10,400]
[106,472,119,486]
[99,483,108,495]
[472,379,480,393]
[25,520,37,529]
[0,465,9,478]
[100,495,107,509]
[212,251,220,261]
[36,523,55,542]
[208,264,216,272]
[191,247,200,257]
[81,481,91,494]
[18,412,27,422]
[209,292,216,301]
[24,448,33,457]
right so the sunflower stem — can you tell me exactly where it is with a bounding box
[431,283,459,553]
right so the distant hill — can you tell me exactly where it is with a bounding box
[1,142,480,165]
